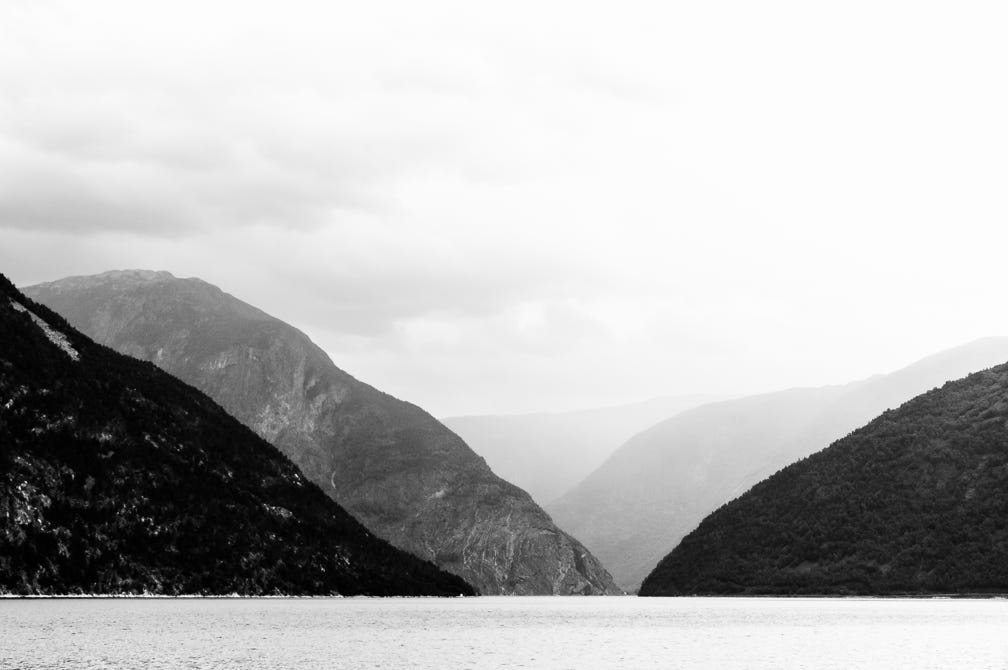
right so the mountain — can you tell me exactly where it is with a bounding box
[0,273,473,596]
[546,337,1008,590]
[25,270,618,595]
[443,395,714,505]
[640,361,1008,596]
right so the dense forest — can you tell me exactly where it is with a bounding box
[640,363,1008,596]
[0,273,474,596]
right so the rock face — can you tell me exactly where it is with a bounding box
[640,362,1008,596]
[443,395,714,505]
[26,270,619,595]
[0,272,474,596]
[547,337,1008,590]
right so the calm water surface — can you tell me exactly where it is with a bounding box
[2,596,1007,669]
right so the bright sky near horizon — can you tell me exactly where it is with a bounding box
[2,0,1008,416]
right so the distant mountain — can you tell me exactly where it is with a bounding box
[443,395,714,504]
[0,273,473,596]
[640,362,1008,595]
[26,270,618,595]
[547,338,1008,590]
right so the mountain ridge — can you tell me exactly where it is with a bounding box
[25,270,619,595]
[640,361,1008,596]
[0,272,474,596]
[547,336,1008,590]
[442,394,715,504]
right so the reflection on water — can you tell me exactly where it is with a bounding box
[2,596,1007,669]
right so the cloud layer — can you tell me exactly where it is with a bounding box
[3,0,1008,415]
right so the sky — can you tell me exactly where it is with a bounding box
[2,0,1008,417]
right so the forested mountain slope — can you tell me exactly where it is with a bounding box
[548,338,1008,589]
[641,362,1008,596]
[0,273,473,596]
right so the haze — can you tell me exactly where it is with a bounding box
[2,0,1007,416]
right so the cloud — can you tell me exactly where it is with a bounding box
[0,3,514,236]
[3,0,1008,415]
[0,0,693,239]
[0,83,481,236]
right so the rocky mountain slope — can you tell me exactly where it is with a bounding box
[0,272,473,596]
[26,270,618,595]
[443,395,714,504]
[640,362,1008,595]
[547,337,1008,590]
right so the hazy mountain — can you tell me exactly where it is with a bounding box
[641,362,1008,595]
[0,273,473,596]
[547,337,1008,590]
[443,395,715,504]
[25,270,618,595]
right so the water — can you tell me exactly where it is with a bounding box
[2,596,1007,669]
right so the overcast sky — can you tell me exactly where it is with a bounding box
[3,0,1008,416]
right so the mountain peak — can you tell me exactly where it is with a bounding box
[27,269,178,293]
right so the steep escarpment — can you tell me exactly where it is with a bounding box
[26,270,618,595]
[640,363,1008,596]
[0,272,473,596]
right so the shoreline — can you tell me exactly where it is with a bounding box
[3,593,1008,600]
